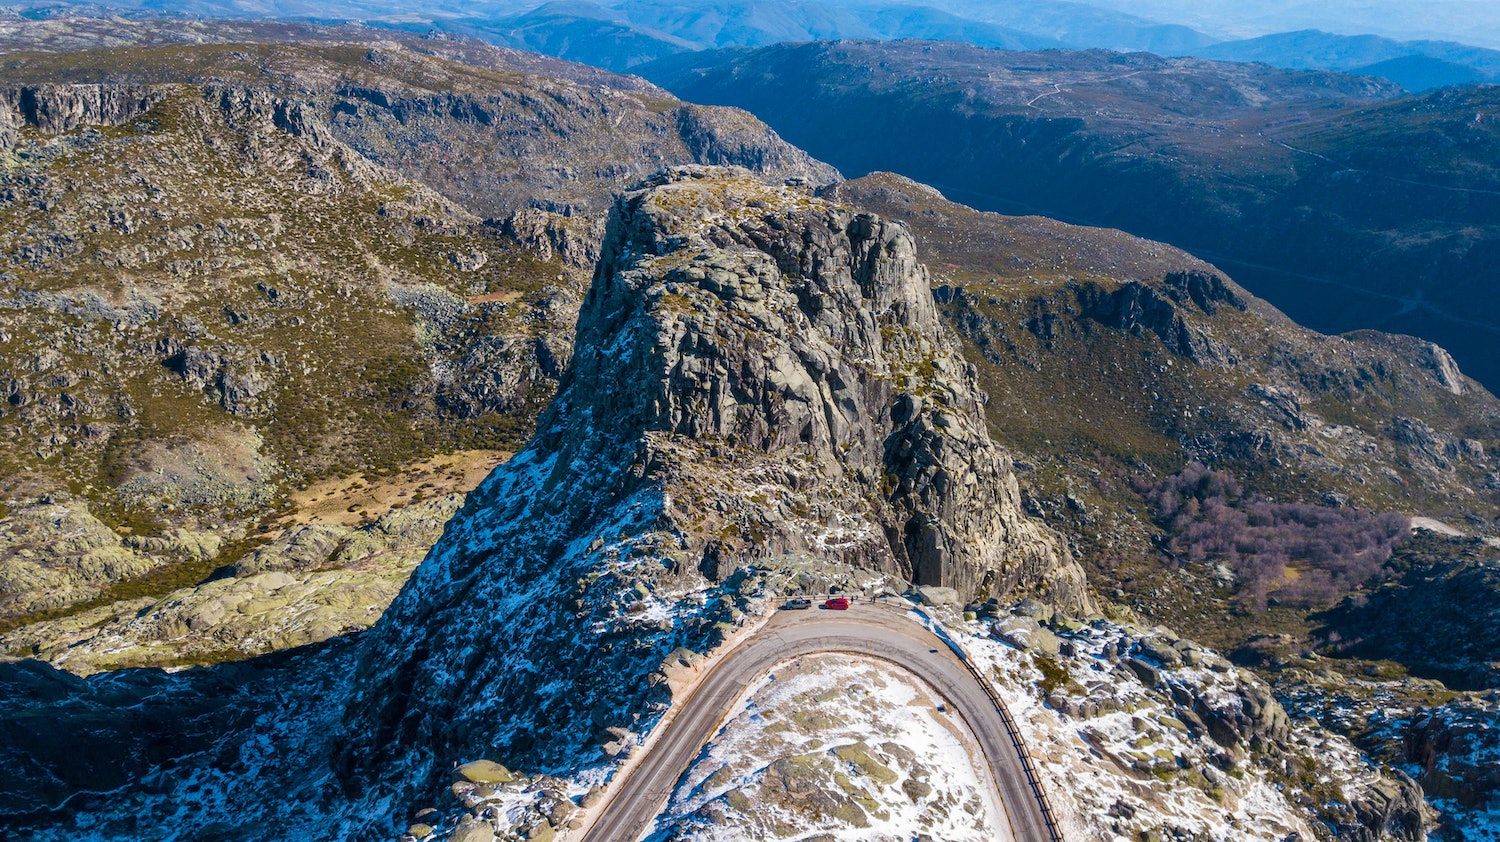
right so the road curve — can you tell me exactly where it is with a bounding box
[577,602,1060,842]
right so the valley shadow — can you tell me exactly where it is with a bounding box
[0,632,364,833]
[1306,543,1500,693]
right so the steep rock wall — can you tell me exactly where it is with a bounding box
[331,166,1092,831]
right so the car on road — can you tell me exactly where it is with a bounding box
[782,597,813,610]
[822,597,850,610]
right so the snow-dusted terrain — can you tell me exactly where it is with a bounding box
[647,653,1002,841]
[956,605,1426,840]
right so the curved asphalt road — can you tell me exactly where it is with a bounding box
[577,602,1060,842]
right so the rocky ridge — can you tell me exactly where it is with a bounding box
[1270,664,1499,842]
[0,41,838,218]
[329,165,1093,834]
[0,165,1458,842]
[0,81,161,144]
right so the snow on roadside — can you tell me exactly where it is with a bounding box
[952,607,1350,841]
[645,653,1002,841]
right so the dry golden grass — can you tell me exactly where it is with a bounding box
[282,449,509,529]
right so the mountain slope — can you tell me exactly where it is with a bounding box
[639,40,1500,390]
[827,172,1500,643]
[0,20,1496,841]
[827,172,1500,838]
[0,40,836,217]
[442,0,1208,66]
[0,38,833,664]
[936,0,1213,53]
[1351,55,1486,91]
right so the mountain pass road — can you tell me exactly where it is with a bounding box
[576,601,1061,842]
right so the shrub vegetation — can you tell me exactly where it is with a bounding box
[1137,463,1408,610]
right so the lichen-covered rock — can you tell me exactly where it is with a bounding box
[971,606,1431,841]
[0,498,170,618]
[500,209,603,270]
[0,495,465,675]
[455,760,514,785]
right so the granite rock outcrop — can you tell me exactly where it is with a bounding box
[330,166,1093,832]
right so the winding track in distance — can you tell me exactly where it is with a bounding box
[577,601,1061,842]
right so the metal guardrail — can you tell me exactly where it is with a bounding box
[901,603,1066,842]
[977,662,1065,841]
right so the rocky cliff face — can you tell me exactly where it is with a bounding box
[0,83,162,139]
[561,166,1083,600]
[329,166,1091,833]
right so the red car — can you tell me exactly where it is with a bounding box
[822,597,850,610]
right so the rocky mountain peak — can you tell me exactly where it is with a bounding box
[552,165,1090,601]
[332,166,1090,824]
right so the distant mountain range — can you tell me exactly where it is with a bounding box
[9,0,1500,91]
[1065,0,1500,51]
[1188,29,1500,91]
[639,39,1500,389]
[405,0,1203,71]
[457,0,1065,71]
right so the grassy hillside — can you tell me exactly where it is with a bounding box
[641,40,1500,391]
[826,172,1500,656]
[0,36,834,644]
